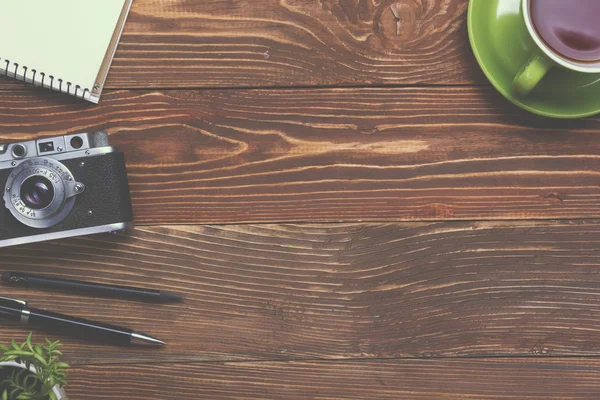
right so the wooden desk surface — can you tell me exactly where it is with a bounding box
[2,0,600,398]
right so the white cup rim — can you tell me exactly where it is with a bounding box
[522,0,600,73]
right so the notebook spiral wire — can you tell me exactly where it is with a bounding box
[0,58,90,99]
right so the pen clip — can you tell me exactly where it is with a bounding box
[0,297,27,306]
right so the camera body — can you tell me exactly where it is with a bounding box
[0,131,133,248]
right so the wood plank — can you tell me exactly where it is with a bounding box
[0,0,479,90]
[0,221,599,365]
[66,358,600,399]
[0,88,599,223]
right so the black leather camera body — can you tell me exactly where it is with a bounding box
[0,131,133,247]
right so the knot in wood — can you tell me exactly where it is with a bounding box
[377,0,423,45]
[320,0,460,54]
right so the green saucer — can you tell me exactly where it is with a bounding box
[468,0,600,118]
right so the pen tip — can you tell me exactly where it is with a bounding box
[159,291,185,302]
[131,332,165,346]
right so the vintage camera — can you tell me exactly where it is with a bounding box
[0,131,133,248]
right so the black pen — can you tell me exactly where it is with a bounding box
[0,297,164,346]
[2,272,184,303]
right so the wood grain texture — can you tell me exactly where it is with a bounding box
[0,88,599,223]
[3,1,594,398]
[0,220,599,365]
[0,0,480,90]
[66,358,600,399]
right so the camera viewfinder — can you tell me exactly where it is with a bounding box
[39,142,55,153]
[11,145,26,159]
[70,136,83,149]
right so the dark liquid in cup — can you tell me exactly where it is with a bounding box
[530,0,600,63]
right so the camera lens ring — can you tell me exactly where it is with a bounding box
[3,157,77,229]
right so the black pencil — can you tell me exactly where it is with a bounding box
[2,271,184,303]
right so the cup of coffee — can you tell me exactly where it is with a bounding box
[513,0,600,95]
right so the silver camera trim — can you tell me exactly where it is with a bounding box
[0,132,109,166]
[3,157,86,229]
[0,222,134,248]
[0,146,116,171]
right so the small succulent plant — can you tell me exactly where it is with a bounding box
[0,333,69,400]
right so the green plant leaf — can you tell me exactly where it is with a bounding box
[24,333,33,353]
[3,351,33,357]
[22,373,38,389]
[0,336,69,399]
[33,345,43,358]
[1,389,7,400]
[15,369,26,385]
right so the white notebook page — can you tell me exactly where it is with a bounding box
[0,0,127,99]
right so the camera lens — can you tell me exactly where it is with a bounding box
[20,176,55,210]
[4,157,82,229]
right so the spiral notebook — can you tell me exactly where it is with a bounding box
[0,0,133,103]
